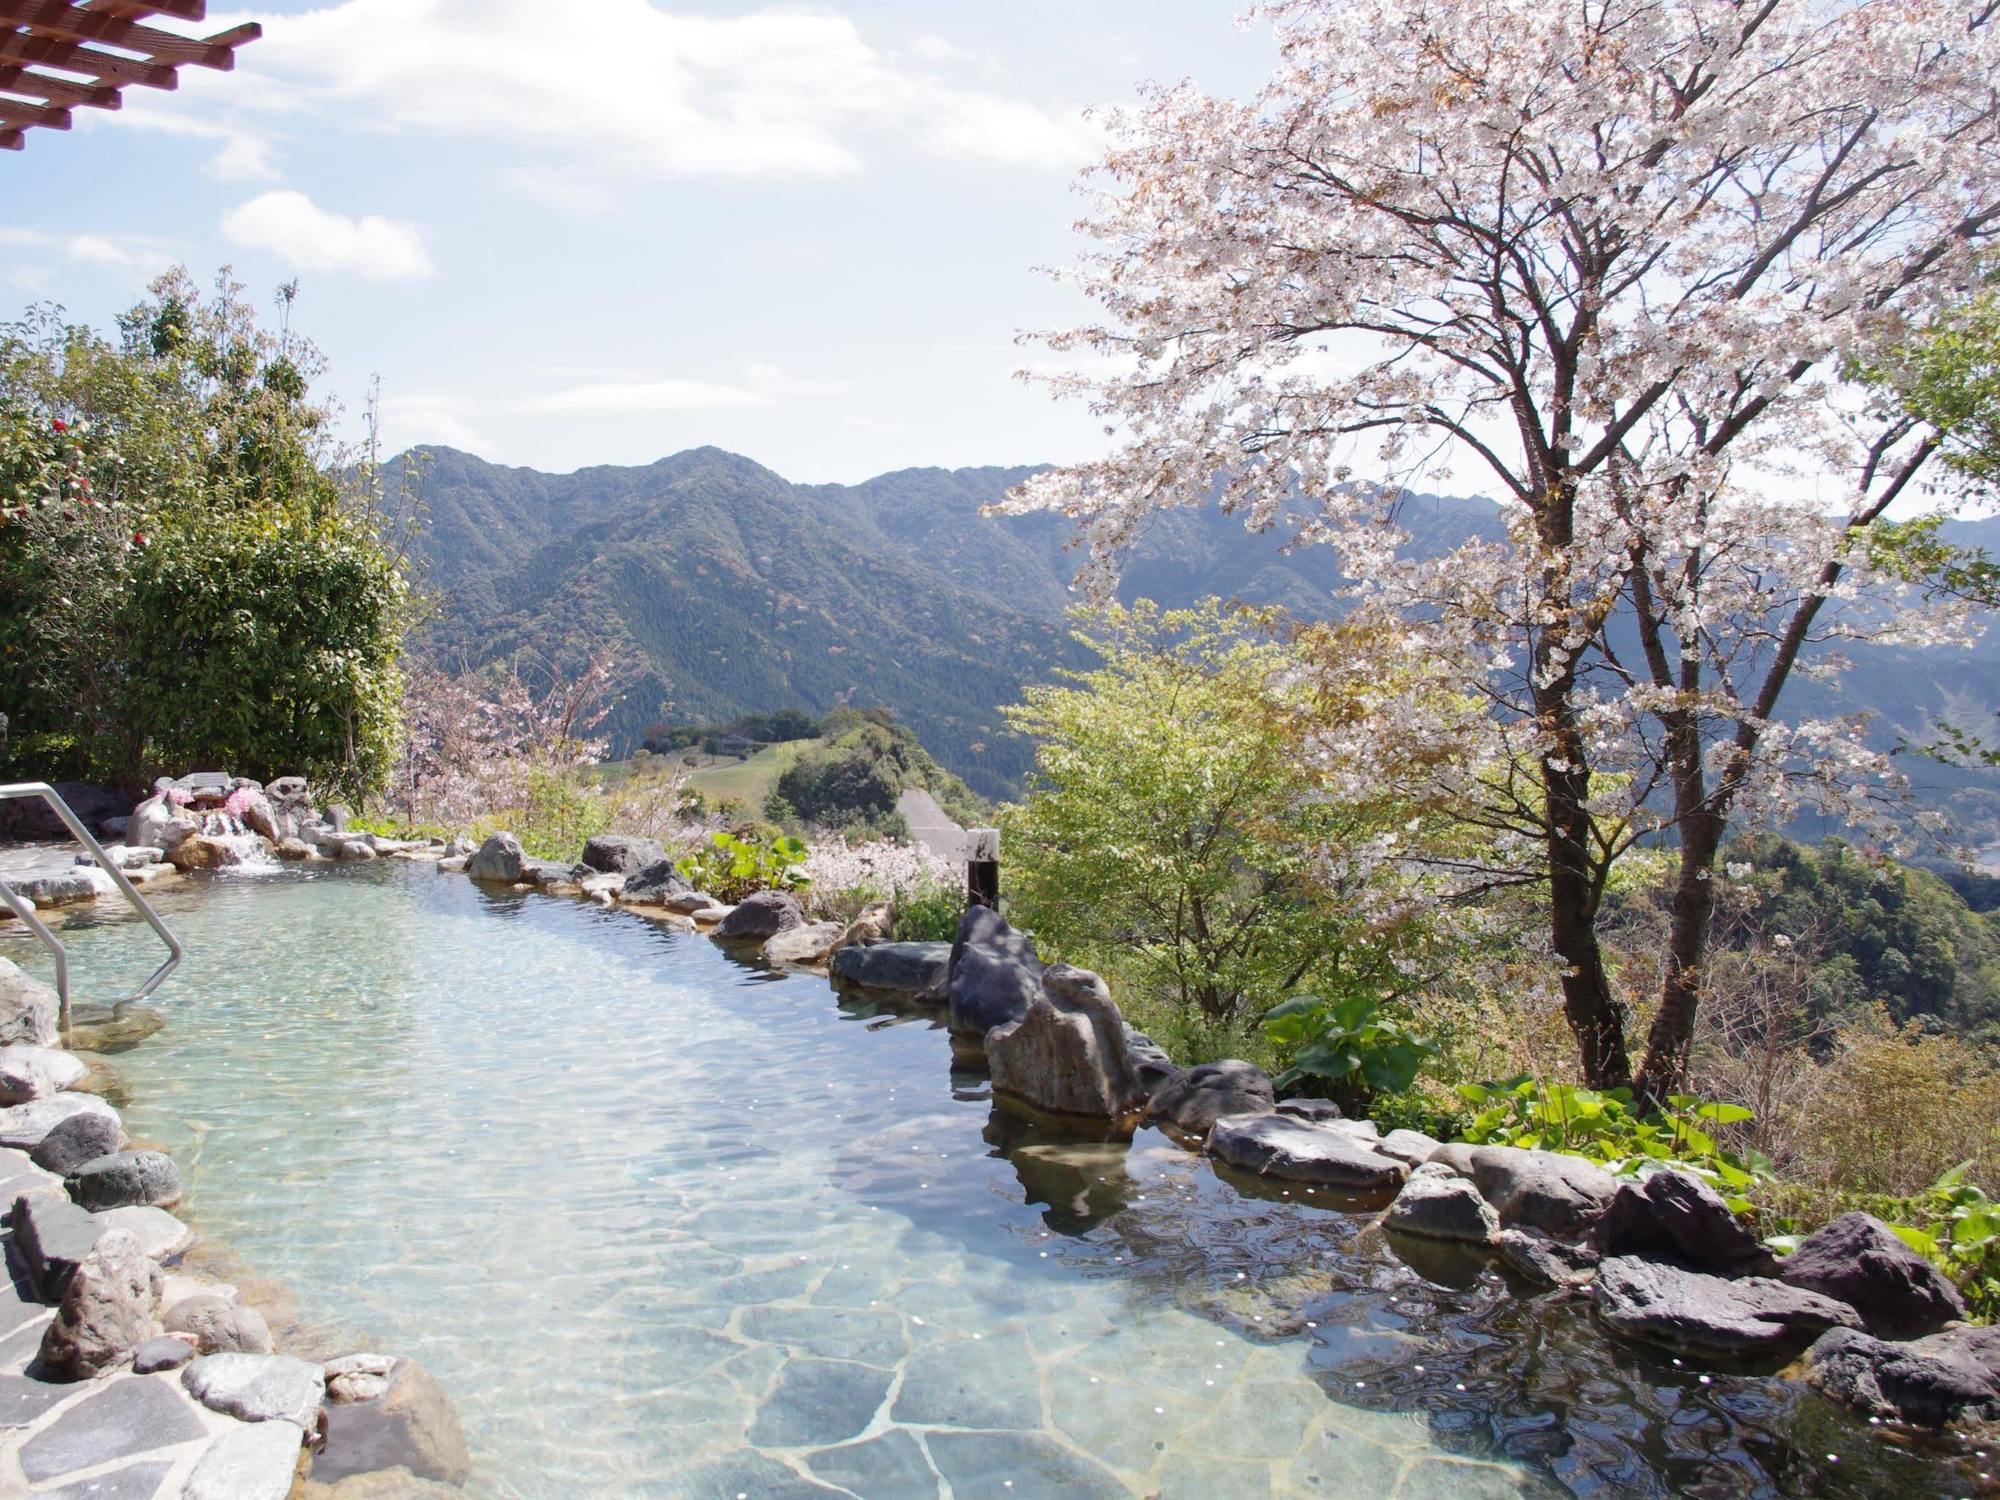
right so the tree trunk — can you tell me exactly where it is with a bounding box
[1636,734,1729,1105]
[1540,720,1633,1091]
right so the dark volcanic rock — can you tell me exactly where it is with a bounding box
[1275,1097,1344,1123]
[1777,1211,1967,1339]
[31,1111,123,1175]
[830,941,950,996]
[133,1334,197,1373]
[578,834,666,875]
[714,890,805,940]
[985,966,1142,1122]
[1803,1323,2000,1426]
[623,858,694,904]
[1464,1145,1618,1240]
[464,833,525,883]
[1593,1254,1861,1360]
[1590,1169,1773,1274]
[1206,1112,1407,1191]
[1385,1162,1501,1244]
[945,906,1044,1054]
[1144,1060,1275,1135]
[67,1150,182,1211]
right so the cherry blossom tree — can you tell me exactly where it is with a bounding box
[1003,0,2000,1097]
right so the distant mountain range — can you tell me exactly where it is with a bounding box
[392,445,2000,836]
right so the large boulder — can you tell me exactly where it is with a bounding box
[166,1294,275,1355]
[1385,1162,1501,1244]
[715,889,805,941]
[31,1109,123,1174]
[1206,1112,1408,1192]
[1592,1254,1861,1360]
[0,957,60,1047]
[579,834,666,875]
[1802,1323,2000,1427]
[1777,1211,1967,1339]
[316,1356,472,1486]
[1122,1029,1176,1101]
[36,1227,160,1380]
[1460,1145,1618,1240]
[0,1091,120,1151]
[264,776,317,841]
[1145,1059,1275,1135]
[623,858,694,904]
[126,794,175,850]
[762,921,846,968]
[945,906,1044,1056]
[465,833,526,883]
[0,1043,85,1105]
[1590,1169,1773,1275]
[67,1148,181,1211]
[830,941,951,996]
[986,966,1143,1122]
[11,869,100,907]
[10,1191,105,1298]
[1493,1227,1600,1288]
[832,901,894,952]
[0,782,128,842]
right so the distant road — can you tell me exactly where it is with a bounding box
[897,788,965,862]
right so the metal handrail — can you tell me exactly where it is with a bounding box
[0,781,183,1035]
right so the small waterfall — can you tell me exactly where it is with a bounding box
[197,811,280,873]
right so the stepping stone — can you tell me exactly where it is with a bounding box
[747,1357,893,1448]
[0,1148,66,1206]
[0,1369,73,1429]
[18,1374,207,1482]
[184,1418,305,1500]
[35,1457,176,1499]
[0,1094,118,1152]
[805,1430,940,1495]
[183,1352,325,1426]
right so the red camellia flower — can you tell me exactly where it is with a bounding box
[131,531,147,547]
[50,418,66,432]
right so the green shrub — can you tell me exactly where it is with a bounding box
[893,883,963,943]
[677,830,809,903]
[1454,1077,1771,1210]
[1264,994,1434,1114]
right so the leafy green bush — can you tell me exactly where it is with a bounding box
[893,883,963,943]
[677,830,809,903]
[1264,994,1434,1113]
[1455,1077,1770,1210]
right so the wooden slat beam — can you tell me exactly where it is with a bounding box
[0,63,118,108]
[0,95,68,128]
[0,2,252,69]
[83,2,208,19]
[0,126,25,148]
[0,30,177,88]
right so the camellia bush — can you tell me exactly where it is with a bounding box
[0,269,409,799]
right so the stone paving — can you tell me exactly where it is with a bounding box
[0,1151,303,1498]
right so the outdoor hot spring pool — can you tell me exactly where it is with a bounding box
[11,862,1982,1498]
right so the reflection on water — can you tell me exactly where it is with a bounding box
[14,865,1989,1499]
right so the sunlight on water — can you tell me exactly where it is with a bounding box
[14,865,1971,1499]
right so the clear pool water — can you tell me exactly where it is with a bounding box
[14,864,1986,1498]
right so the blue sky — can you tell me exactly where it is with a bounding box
[6,2,1275,482]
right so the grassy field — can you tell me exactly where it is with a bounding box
[589,740,813,810]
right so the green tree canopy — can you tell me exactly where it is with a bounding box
[0,268,408,799]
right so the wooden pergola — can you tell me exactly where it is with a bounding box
[0,1,260,152]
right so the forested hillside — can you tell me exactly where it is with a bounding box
[394,444,2000,827]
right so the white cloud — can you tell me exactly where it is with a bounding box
[532,363,846,413]
[0,228,176,279]
[376,393,490,455]
[220,191,433,281]
[217,1,1098,180]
